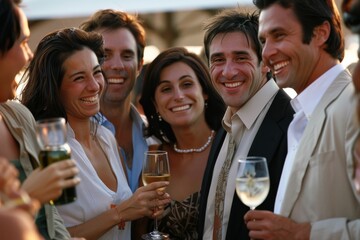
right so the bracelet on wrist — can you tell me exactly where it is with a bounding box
[110,204,125,230]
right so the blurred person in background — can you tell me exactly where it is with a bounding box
[80,9,157,193]
[0,157,41,240]
[0,0,80,239]
[343,0,360,194]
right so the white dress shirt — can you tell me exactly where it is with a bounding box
[274,64,345,213]
[203,79,279,240]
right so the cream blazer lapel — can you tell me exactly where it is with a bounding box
[280,70,353,217]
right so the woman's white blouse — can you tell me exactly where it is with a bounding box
[56,123,132,240]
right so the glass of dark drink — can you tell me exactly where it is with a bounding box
[36,117,77,205]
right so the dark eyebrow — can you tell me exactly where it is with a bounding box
[264,27,285,37]
[179,75,192,80]
[210,52,224,59]
[158,75,192,85]
[122,49,135,54]
[232,50,251,55]
[93,64,101,70]
[104,48,135,54]
[210,51,250,59]
[69,64,101,78]
[69,71,84,78]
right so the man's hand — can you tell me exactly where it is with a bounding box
[244,210,311,240]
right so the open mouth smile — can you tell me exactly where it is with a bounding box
[171,104,191,112]
[80,95,99,103]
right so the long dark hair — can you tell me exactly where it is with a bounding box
[140,47,225,144]
[21,28,104,120]
[0,0,21,56]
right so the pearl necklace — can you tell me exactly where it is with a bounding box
[173,130,215,153]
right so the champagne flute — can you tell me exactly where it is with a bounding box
[236,156,270,210]
[36,117,77,205]
[141,150,170,240]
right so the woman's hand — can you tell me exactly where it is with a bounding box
[0,157,20,200]
[117,181,171,221]
[3,190,40,217]
[21,159,80,203]
[0,157,40,216]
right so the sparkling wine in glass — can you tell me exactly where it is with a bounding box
[236,156,270,210]
[141,150,170,240]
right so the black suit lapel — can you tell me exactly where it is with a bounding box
[248,89,294,163]
[198,128,226,238]
[226,89,294,240]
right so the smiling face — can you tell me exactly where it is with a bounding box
[0,7,33,102]
[209,31,264,113]
[258,4,321,93]
[99,27,141,105]
[60,48,104,120]
[154,61,207,129]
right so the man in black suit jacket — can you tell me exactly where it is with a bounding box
[198,9,294,240]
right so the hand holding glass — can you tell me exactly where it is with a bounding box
[236,156,270,210]
[36,117,76,205]
[141,150,170,240]
[0,159,33,210]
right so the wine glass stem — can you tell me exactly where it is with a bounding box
[152,206,160,236]
[154,210,158,232]
[250,207,256,210]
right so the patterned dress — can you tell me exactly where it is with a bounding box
[157,191,200,240]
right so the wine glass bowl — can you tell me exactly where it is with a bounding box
[236,156,270,210]
[142,150,170,240]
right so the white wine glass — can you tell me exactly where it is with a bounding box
[236,156,270,210]
[141,150,170,240]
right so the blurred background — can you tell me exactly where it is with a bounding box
[20,0,358,99]
[21,0,358,65]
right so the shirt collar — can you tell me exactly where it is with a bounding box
[223,79,279,133]
[291,64,344,119]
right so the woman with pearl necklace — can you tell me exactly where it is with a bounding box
[139,47,225,240]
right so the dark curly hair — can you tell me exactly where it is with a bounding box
[0,0,21,56]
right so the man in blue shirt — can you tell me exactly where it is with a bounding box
[81,9,155,192]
